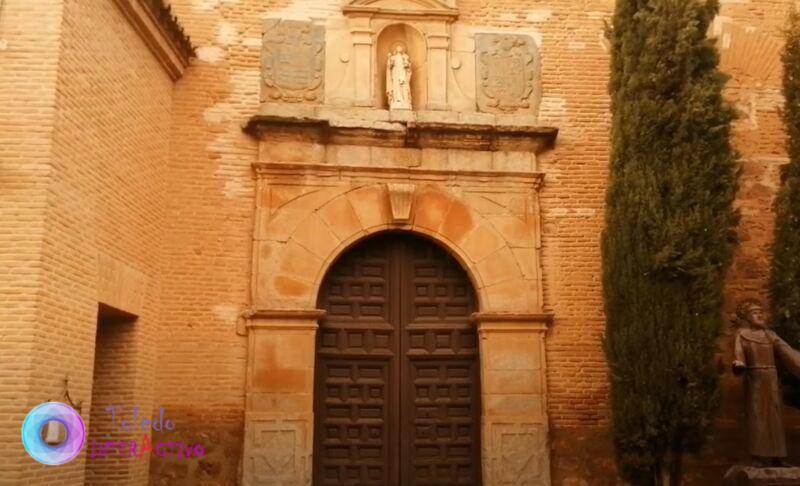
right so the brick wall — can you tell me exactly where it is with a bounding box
[0,0,174,483]
[38,0,174,482]
[0,0,65,483]
[1,0,795,483]
[150,0,258,480]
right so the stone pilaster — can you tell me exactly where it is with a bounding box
[242,309,324,486]
[473,312,552,486]
[426,30,450,110]
[350,20,374,107]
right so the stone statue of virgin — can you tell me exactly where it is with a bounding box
[386,44,412,110]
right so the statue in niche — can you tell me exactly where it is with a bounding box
[732,298,800,467]
[386,44,412,110]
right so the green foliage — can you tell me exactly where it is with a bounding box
[772,7,800,408]
[602,0,740,483]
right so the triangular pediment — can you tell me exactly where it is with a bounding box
[343,0,458,21]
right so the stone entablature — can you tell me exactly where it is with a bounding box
[244,111,557,155]
[343,0,459,21]
[244,110,557,317]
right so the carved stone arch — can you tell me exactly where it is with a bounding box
[246,181,552,486]
[257,182,534,313]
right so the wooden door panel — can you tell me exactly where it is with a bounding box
[316,359,392,485]
[400,239,481,486]
[315,236,398,485]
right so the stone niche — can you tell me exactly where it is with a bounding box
[259,0,543,121]
[376,23,427,111]
[342,0,457,111]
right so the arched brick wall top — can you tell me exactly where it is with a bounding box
[253,182,542,313]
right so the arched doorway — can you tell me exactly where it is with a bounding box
[313,232,482,486]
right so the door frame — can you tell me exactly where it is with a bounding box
[241,223,552,486]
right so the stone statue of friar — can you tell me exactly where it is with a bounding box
[386,44,412,111]
[733,298,800,467]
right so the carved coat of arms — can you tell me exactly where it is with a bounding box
[261,20,325,103]
[476,34,541,114]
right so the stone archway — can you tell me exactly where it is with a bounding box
[242,171,553,486]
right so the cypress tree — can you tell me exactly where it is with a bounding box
[772,7,800,406]
[602,0,740,484]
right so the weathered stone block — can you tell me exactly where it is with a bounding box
[346,185,390,229]
[484,279,532,312]
[484,422,550,485]
[439,199,476,244]
[290,214,341,260]
[492,151,535,172]
[475,33,541,115]
[413,186,453,232]
[277,241,323,281]
[331,144,371,166]
[247,393,314,414]
[485,334,540,370]
[461,223,506,263]
[262,20,325,104]
[476,246,519,287]
[317,195,364,241]
[259,139,326,164]
[485,394,543,417]
[489,215,536,248]
[485,369,541,395]
[723,466,800,485]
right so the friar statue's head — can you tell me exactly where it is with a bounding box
[737,298,768,329]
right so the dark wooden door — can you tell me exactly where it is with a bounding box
[314,233,481,486]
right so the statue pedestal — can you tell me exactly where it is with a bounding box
[723,465,800,485]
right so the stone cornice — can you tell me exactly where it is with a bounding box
[243,114,558,154]
[471,312,554,322]
[113,0,195,80]
[242,309,326,332]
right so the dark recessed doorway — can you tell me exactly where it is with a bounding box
[313,232,482,486]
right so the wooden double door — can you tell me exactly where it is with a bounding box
[313,233,482,485]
